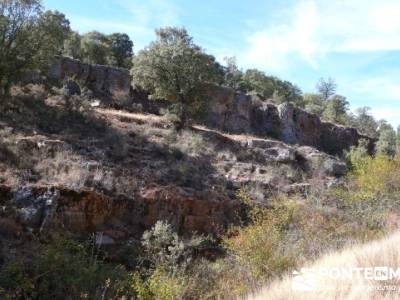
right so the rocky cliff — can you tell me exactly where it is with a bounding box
[46,58,372,155]
[0,185,241,240]
[48,56,131,98]
[204,86,374,155]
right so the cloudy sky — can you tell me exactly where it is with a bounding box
[43,0,400,127]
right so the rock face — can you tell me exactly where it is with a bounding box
[140,186,240,234]
[295,146,347,177]
[0,185,241,238]
[205,86,374,155]
[48,56,131,99]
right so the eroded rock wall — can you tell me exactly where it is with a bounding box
[205,86,374,155]
[0,185,241,239]
[48,56,131,99]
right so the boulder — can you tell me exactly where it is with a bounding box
[296,146,347,177]
[243,138,296,163]
[204,86,251,133]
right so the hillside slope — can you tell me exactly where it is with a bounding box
[1,84,390,299]
[0,87,347,238]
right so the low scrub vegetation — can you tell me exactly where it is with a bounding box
[3,151,400,299]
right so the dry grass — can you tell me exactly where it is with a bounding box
[192,124,276,144]
[249,232,400,300]
[96,108,168,127]
[34,149,90,189]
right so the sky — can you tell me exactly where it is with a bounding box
[43,0,400,127]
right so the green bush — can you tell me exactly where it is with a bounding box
[0,238,134,300]
[141,221,210,274]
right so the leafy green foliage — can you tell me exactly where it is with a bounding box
[376,120,397,156]
[141,220,209,274]
[106,33,134,68]
[0,238,133,299]
[352,107,378,138]
[303,93,326,116]
[223,56,243,89]
[80,31,110,65]
[36,10,70,61]
[346,138,370,169]
[322,95,349,124]
[63,31,134,68]
[63,31,82,60]
[132,27,222,126]
[240,69,303,106]
[0,0,70,94]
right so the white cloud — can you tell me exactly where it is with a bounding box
[118,0,180,28]
[347,77,400,127]
[240,0,400,71]
[369,107,400,127]
[352,78,400,102]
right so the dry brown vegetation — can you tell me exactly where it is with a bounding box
[250,232,400,300]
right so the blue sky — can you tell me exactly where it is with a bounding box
[43,0,400,127]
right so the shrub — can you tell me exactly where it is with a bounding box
[349,155,400,198]
[112,90,131,108]
[345,138,369,169]
[141,221,184,271]
[222,190,300,292]
[141,221,209,274]
[0,238,134,300]
[225,220,296,282]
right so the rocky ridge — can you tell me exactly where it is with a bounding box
[204,86,374,155]
[45,57,373,156]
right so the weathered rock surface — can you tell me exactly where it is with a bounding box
[296,146,347,177]
[200,127,348,200]
[48,56,131,99]
[0,185,241,238]
[140,186,240,234]
[205,86,374,155]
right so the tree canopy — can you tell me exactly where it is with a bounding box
[131,27,222,126]
[63,31,134,68]
[0,0,70,93]
[376,120,397,156]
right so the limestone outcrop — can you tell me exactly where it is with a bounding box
[48,56,131,99]
[205,86,374,155]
